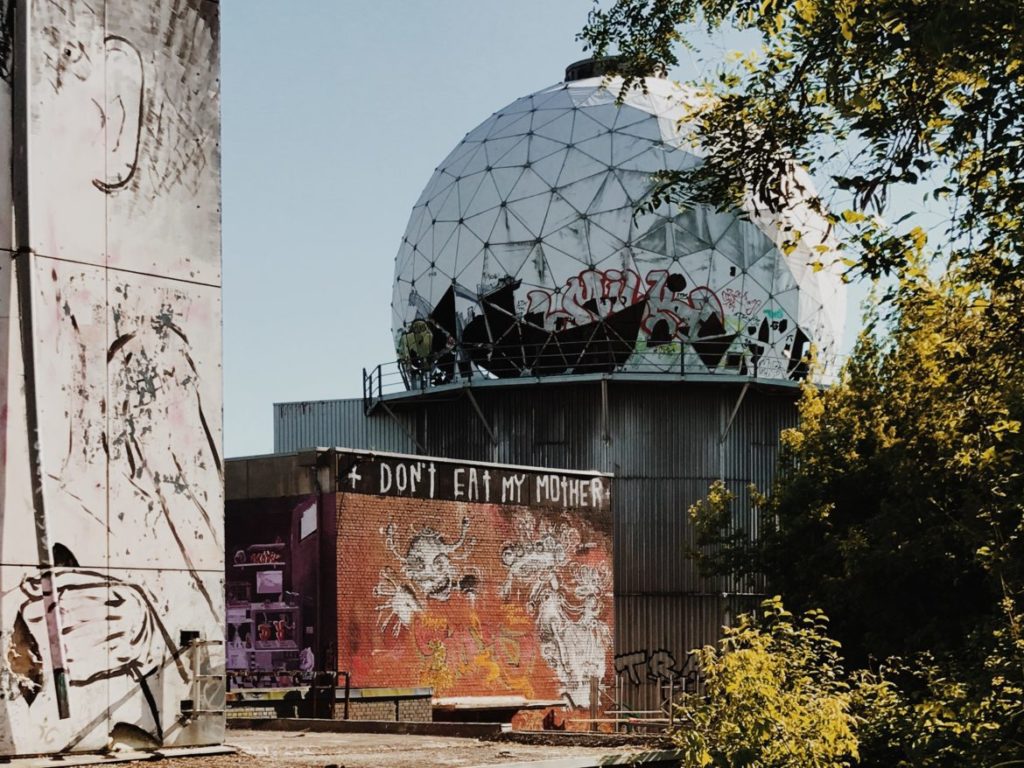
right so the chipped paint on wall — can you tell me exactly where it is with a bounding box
[0,0,222,756]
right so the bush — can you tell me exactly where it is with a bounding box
[672,598,1024,768]
[673,597,860,768]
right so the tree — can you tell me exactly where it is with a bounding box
[580,0,1024,284]
[581,3,1024,761]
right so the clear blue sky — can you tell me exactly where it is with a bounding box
[221,1,871,457]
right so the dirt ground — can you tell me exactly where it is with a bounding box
[120,729,649,768]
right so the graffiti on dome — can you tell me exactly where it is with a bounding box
[396,265,813,385]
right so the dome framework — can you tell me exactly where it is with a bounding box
[392,73,845,390]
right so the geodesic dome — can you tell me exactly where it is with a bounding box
[392,64,846,386]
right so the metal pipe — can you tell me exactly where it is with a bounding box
[12,0,71,720]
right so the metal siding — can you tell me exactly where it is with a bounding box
[274,399,416,454]
[274,380,799,683]
[614,593,758,712]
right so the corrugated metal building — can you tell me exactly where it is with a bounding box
[274,376,799,711]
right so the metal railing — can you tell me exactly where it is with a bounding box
[364,339,845,413]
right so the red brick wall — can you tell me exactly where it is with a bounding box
[336,494,613,708]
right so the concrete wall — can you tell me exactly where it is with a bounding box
[0,0,222,755]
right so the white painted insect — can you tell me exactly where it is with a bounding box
[373,517,479,636]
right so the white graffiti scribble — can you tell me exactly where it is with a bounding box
[373,517,479,636]
[500,514,610,706]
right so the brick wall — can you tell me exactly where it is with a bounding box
[332,698,430,722]
[336,492,614,708]
[226,706,277,720]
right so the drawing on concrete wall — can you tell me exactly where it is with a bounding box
[374,517,480,636]
[0,0,222,755]
[1,566,186,742]
[500,514,611,707]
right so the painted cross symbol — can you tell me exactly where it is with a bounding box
[346,466,362,489]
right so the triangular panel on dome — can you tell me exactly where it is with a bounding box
[670,205,707,245]
[569,83,617,108]
[588,174,631,214]
[768,250,798,295]
[452,223,485,272]
[715,218,773,270]
[533,110,576,143]
[423,173,456,212]
[532,85,576,112]
[671,221,711,258]
[414,170,451,207]
[489,166,525,201]
[507,168,553,202]
[543,222,592,268]
[439,136,482,169]
[557,175,604,216]
[744,249,776,297]
[677,247,715,288]
[614,144,665,174]
[616,169,658,204]
[494,205,539,243]
[463,206,503,245]
[501,95,535,115]
[770,287,800,326]
[662,146,701,171]
[487,111,534,141]
[530,243,559,285]
[403,206,431,247]
[543,193,585,234]
[591,207,634,251]
[429,220,459,262]
[611,101,656,129]
[488,242,535,281]
[707,250,745,290]
[528,134,569,162]
[635,220,670,255]
[462,174,503,220]
[442,142,486,179]
[586,220,629,266]
[575,133,614,166]
[578,102,626,130]
[484,135,526,167]
[394,241,416,274]
[490,135,531,169]
[505,192,550,238]
[531,148,568,187]
[456,172,488,213]
[557,148,608,187]
[610,132,658,168]
[431,181,464,224]
[570,109,612,143]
